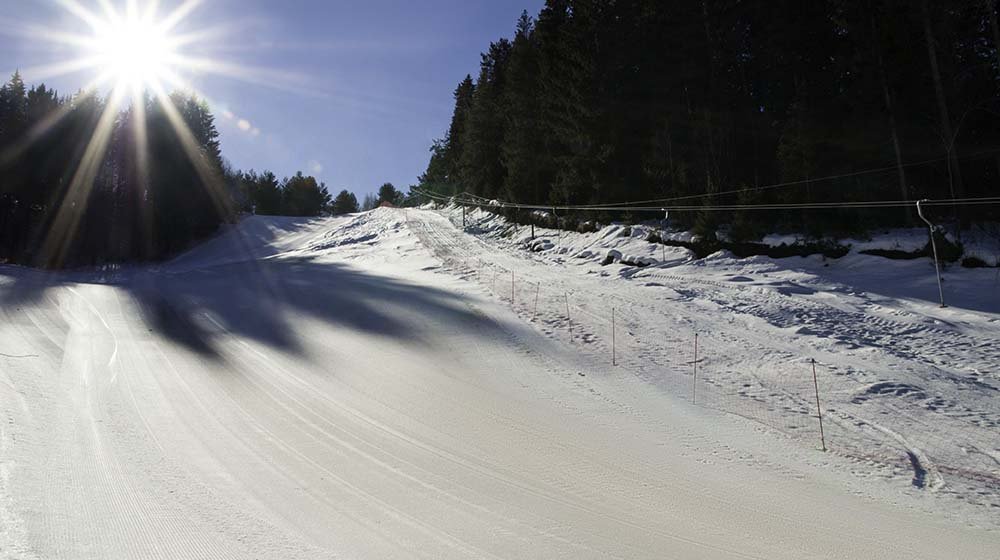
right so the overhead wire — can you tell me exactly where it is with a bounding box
[412,143,1000,214]
[562,146,1000,208]
[411,186,1000,214]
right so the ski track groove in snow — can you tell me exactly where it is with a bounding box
[412,207,1000,512]
[0,208,997,559]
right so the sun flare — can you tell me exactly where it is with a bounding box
[40,1,207,98]
[0,1,298,268]
[13,1,298,105]
[90,12,175,91]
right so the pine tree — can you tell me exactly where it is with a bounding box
[460,39,512,200]
[535,0,599,205]
[421,76,475,195]
[377,183,401,206]
[253,171,282,215]
[332,189,360,214]
[0,71,28,141]
[420,0,1000,228]
[282,172,331,216]
[0,72,30,201]
[501,11,550,204]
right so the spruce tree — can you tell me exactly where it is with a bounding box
[535,0,598,206]
[377,183,401,206]
[459,39,512,200]
[332,189,360,214]
[501,11,549,204]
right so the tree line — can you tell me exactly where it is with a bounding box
[418,0,1000,239]
[230,174,407,216]
[0,71,399,267]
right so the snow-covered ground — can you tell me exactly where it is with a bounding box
[436,206,1000,505]
[0,207,997,559]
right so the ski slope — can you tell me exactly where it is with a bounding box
[421,206,1000,508]
[0,208,997,559]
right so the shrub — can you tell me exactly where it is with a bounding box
[859,248,926,260]
[961,256,989,268]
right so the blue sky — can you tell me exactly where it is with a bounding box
[0,0,544,198]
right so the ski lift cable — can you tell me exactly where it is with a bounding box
[412,187,1000,213]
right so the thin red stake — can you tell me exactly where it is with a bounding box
[693,332,699,404]
[612,307,617,366]
[532,283,540,321]
[812,359,827,452]
[565,293,572,339]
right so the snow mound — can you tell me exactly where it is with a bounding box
[307,208,404,252]
[527,238,554,252]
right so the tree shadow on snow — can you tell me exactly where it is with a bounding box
[0,255,484,361]
[166,215,328,272]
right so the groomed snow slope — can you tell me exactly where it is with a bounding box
[0,208,997,559]
[430,206,1000,512]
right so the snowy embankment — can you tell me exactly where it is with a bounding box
[0,207,997,559]
[423,205,1000,508]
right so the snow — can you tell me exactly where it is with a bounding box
[0,206,997,559]
[433,205,1000,512]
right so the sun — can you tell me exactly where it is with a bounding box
[12,1,299,103]
[91,11,175,91]
[79,2,185,95]
[0,0,293,267]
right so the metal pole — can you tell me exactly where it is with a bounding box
[462,205,466,228]
[811,359,827,452]
[612,307,616,366]
[916,200,947,308]
[693,332,699,404]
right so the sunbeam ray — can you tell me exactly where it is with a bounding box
[146,81,278,278]
[37,86,126,268]
[159,0,201,33]
[143,0,161,21]
[129,87,155,258]
[55,0,107,32]
[155,65,201,97]
[167,24,239,50]
[96,0,123,24]
[19,56,105,83]
[5,0,308,268]
[166,54,325,97]
[0,21,97,50]
[149,83,233,221]
[9,1,326,103]
[0,72,113,168]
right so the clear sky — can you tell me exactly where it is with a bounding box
[0,0,544,198]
